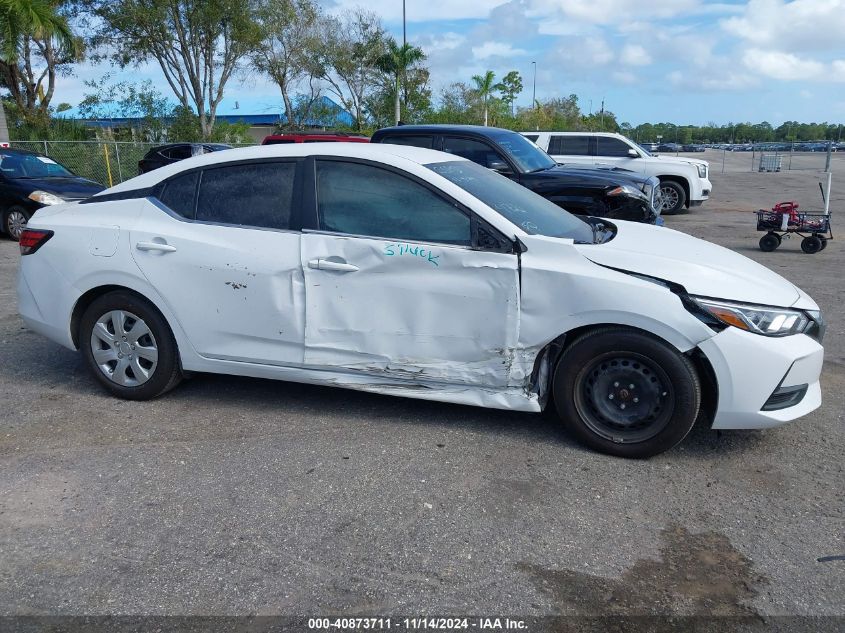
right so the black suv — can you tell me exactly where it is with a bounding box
[370,125,662,224]
[138,143,232,174]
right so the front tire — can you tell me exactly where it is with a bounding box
[4,206,30,241]
[659,181,687,215]
[80,291,182,400]
[552,327,701,458]
[759,233,780,252]
[801,235,823,254]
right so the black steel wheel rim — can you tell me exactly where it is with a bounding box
[573,352,675,444]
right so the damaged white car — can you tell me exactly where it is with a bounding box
[17,144,824,457]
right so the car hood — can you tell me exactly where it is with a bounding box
[575,220,802,307]
[542,165,652,186]
[653,155,708,168]
[21,176,105,199]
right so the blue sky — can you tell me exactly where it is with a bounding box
[58,0,845,126]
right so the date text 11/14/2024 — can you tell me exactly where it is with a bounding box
[308,617,528,630]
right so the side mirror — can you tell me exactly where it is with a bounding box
[488,159,512,175]
[627,148,640,158]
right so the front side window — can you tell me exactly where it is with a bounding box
[427,160,593,244]
[548,135,590,156]
[442,137,509,170]
[196,162,296,230]
[315,160,471,245]
[597,137,634,157]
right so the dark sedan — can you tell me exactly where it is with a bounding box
[138,143,232,174]
[0,149,104,240]
[371,125,661,224]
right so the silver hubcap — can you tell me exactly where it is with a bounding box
[660,186,679,211]
[90,310,158,387]
[7,210,27,239]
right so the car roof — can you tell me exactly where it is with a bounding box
[103,143,468,195]
[0,147,41,157]
[522,131,624,137]
[374,124,516,136]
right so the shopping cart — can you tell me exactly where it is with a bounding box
[756,181,834,254]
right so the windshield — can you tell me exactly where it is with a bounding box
[427,160,594,243]
[0,153,74,178]
[490,131,556,173]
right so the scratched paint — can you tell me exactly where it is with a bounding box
[383,242,441,266]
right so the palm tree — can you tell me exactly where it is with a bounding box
[0,0,76,138]
[375,38,425,126]
[471,70,495,126]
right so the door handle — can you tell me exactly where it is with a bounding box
[307,258,359,272]
[136,241,177,253]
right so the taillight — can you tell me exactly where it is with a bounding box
[19,229,54,255]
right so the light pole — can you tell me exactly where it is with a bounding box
[531,61,536,109]
[402,0,406,48]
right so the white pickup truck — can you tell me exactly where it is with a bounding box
[522,132,712,214]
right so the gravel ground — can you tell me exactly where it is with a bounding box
[0,157,842,622]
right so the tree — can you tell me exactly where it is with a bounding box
[375,37,425,125]
[495,70,522,117]
[0,0,80,129]
[78,74,173,141]
[314,8,386,131]
[92,0,261,139]
[471,70,496,126]
[253,0,323,130]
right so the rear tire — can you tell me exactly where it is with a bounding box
[759,233,780,252]
[659,181,687,215]
[801,235,823,254]
[3,206,30,241]
[80,291,182,400]
[552,327,701,458]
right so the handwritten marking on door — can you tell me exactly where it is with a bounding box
[384,243,440,267]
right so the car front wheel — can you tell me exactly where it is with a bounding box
[659,181,687,214]
[4,206,30,241]
[80,291,182,400]
[553,327,701,458]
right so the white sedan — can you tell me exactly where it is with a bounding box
[17,143,824,458]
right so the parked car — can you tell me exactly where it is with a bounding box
[640,142,659,152]
[524,132,712,215]
[372,125,661,224]
[0,148,104,240]
[17,143,824,458]
[138,143,232,174]
[262,131,369,145]
[681,144,706,153]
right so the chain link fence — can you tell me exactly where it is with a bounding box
[8,141,258,187]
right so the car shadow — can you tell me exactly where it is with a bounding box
[3,331,776,460]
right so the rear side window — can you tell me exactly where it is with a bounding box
[381,135,434,149]
[158,171,199,218]
[304,139,337,143]
[548,135,590,156]
[196,162,297,230]
[263,139,295,145]
[596,137,633,157]
[162,145,192,160]
[316,160,471,245]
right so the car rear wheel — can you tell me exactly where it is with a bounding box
[659,181,687,214]
[80,291,182,400]
[4,206,29,241]
[552,327,701,458]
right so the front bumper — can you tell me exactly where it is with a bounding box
[690,176,713,202]
[698,328,823,429]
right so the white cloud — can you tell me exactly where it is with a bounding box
[611,71,638,84]
[742,48,826,80]
[722,0,845,51]
[620,44,651,66]
[472,42,528,60]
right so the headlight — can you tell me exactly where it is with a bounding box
[690,296,809,337]
[697,164,707,178]
[607,184,647,199]
[28,191,65,205]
